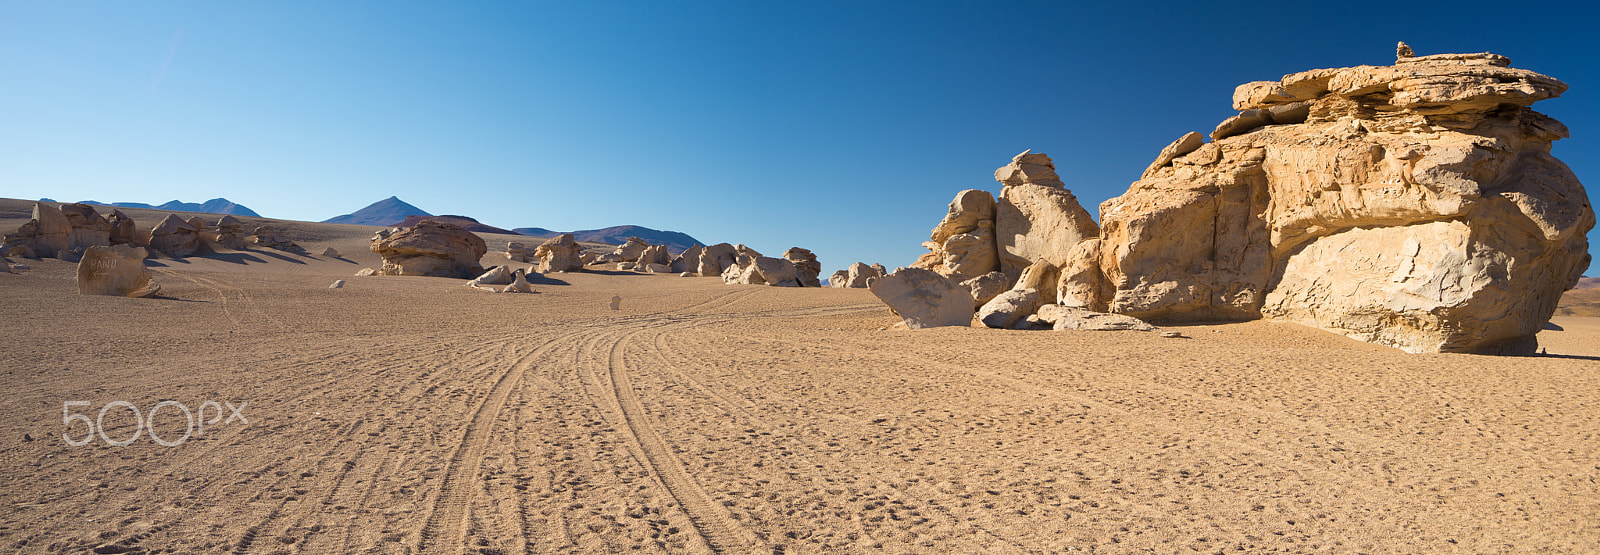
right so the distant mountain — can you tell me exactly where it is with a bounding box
[1576,276,1599,290]
[80,198,260,217]
[393,214,516,235]
[514,225,702,254]
[323,196,431,225]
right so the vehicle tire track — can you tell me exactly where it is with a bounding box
[414,329,587,554]
[597,324,763,553]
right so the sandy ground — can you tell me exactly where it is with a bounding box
[3,205,1600,554]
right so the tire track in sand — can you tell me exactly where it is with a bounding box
[414,329,588,554]
[592,324,763,553]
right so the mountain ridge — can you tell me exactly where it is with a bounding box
[78,198,261,217]
[323,196,431,225]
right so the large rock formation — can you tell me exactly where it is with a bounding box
[912,190,999,282]
[146,214,204,258]
[637,244,670,266]
[1093,47,1592,353]
[994,151,1100,281]
[783,247,822,287]
[534,233,583,273]
[372,220,488,278]
[613,237,651,262]
[725,256,800,287]
[76,245,159,297]
[60,203,112,250]
[697,243,738,276]
[107,210,139,246]
[506,241,528,263]
[671,244,704,274]
[868,267,975,329]
[832,261,885,288]
[213,215,248,249]
[250,226,305,254]
[3,202,115,257]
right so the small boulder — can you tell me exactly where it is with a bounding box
[506,241,527,263]
[503,269,537,293]
[322,247,342,258]
[467,265,515,286]
[978,289,1041,329]
[1035,305,1156,331]
[355,268,378,276]
[329,280,345,289]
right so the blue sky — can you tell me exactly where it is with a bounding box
[2,1,1595,276]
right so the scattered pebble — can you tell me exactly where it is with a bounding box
[1160,331,1187,338]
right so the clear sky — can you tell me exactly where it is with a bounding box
[2,1,1595,276]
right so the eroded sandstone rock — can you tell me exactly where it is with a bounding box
[76,245,159,297]
[534,233,583,273]
[1098,47,1593,353]
[783,247,821,287]
[372,220,487,278]
[978,288,1041,329]
[147,214,203,258]
[867,267,974,329]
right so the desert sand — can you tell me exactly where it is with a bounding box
[3,203,1599,554]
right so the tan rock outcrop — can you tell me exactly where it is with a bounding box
[147,214,204,258]
[1013,259,1059,305]
[534,233,583,273]
[250,226,305,254]
[214,215,248,249]
[961,271,1010,308]
[833,262,883,289]
[613,237,651,262]
[637,244,670,266]
[60,203,112,250]
[698,243,737,277]
[372,220,488,278]
[867,267,975,329]
[978,288,1041,329]
[76,245,159,297]
[783,247,821,287]
[1098,47,1593,354]
[3,202,110,258]
[913,190,1000,282]
[1056,239,1110,312]
[732,257,799,287]
[467,265,515,287]
[506,242,527,263]
[671,245,704,274]
[503,269,537,293]
[1035,305,1156,332]
[995,153,1100,280]
[107,210,139,246]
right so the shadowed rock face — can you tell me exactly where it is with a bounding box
[1095,48,1593,354]
[372,220,488,278]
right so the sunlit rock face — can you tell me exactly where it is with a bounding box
[1095,47,1592,354]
